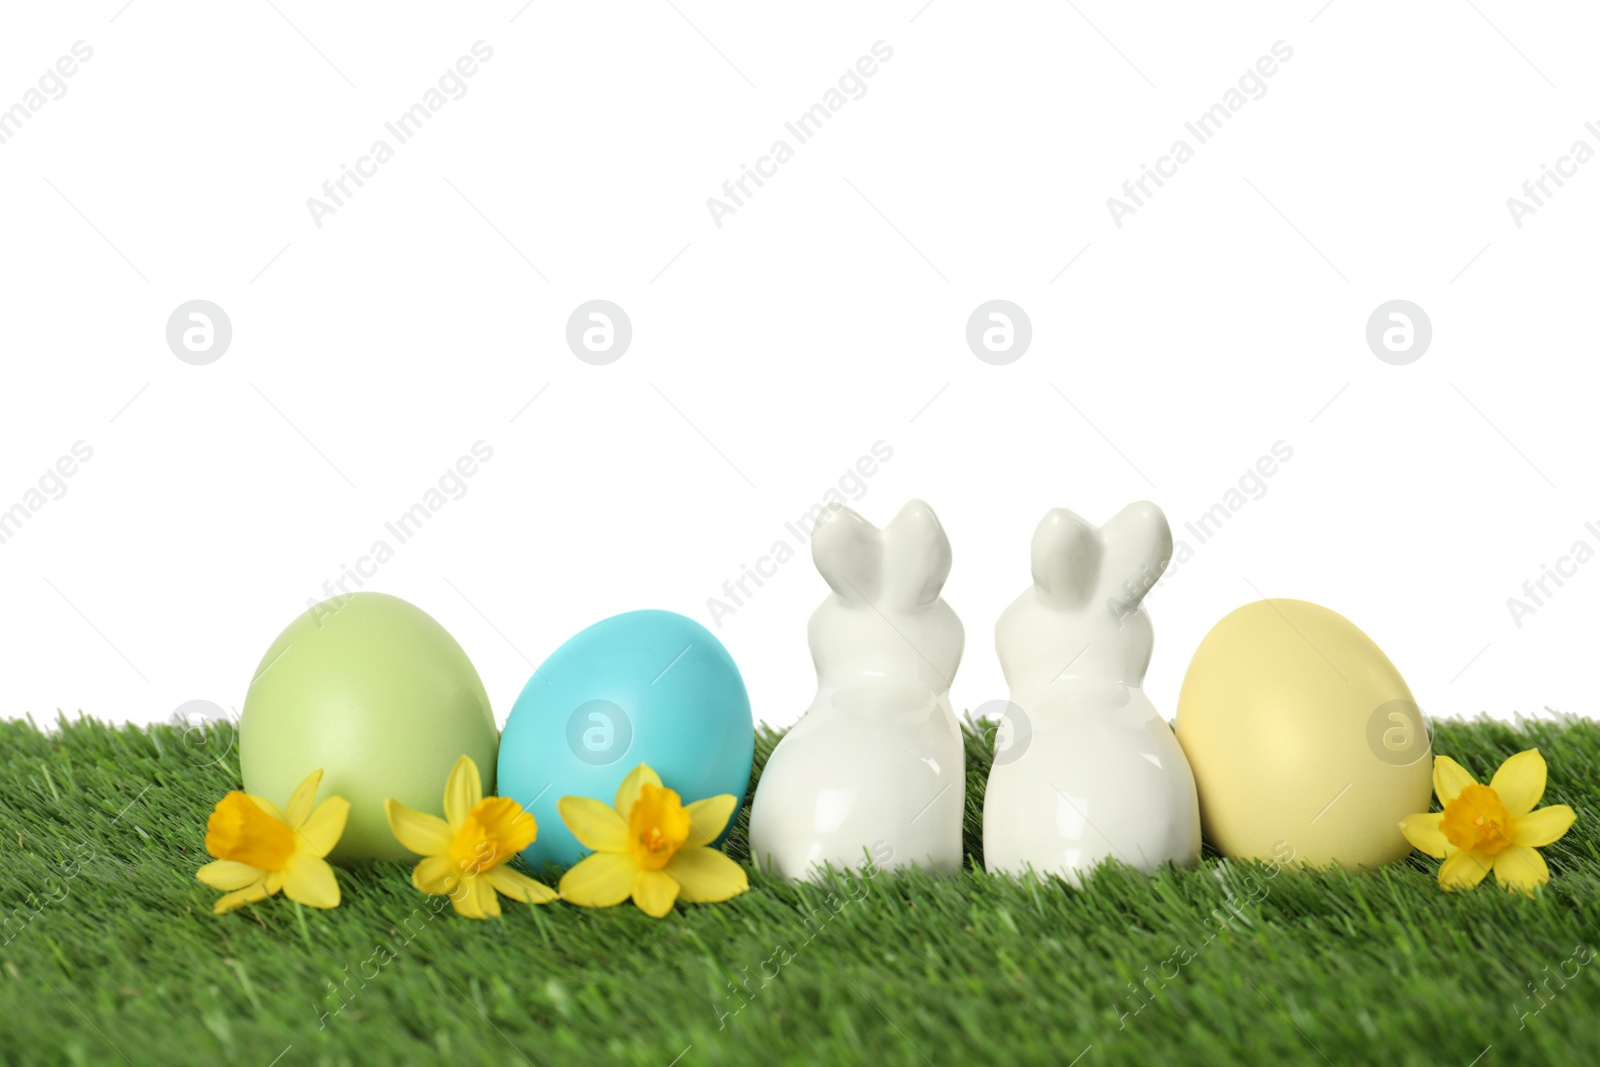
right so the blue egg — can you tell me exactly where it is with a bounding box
[498,609,755,870]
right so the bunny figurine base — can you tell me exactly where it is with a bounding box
[748,499,966,881]
[982,501,1201,886]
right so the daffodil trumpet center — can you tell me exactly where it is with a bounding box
[206,792,295,871]
[627,783,691,871]
[1441,783,1514,855]
[448,796,536,877]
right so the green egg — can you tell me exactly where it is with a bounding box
[240,592,498,864]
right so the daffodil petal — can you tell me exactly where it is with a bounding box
[413,854,459,895]
[475,875,502,918]
[451,875,501,919]
[284,769,323,826]
[560,851,637,908]
[486,865,559,904]
[298,796,350,858]
[632,868,679,917]
[282,854,341,909]
[558,796,628,851]
[213,880,274,914]
[444,756,483,831]
[386,799,452,856]
[196,860,264,891]
[1513,804,1575,848]
[1398,812,1449,859]
[664,846,748,903]
[682,795,737,849]
[1432,756,1477,806]
[1438,848,1492,890]
[1493,845,1550,894]
[449,874,489,918]
[1490,749,1547,818]
[614,763,662,819]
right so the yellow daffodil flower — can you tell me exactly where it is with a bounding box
[557,763,747,918]
[384,755,557,919]
[1400,749,1576,895]
[197,769,349,915]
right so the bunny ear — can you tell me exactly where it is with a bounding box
[1030,509,1102,609]
[811,499,952,608]
[811,504,883,603]
[1097,500,1172,610]
[879,499,951,607]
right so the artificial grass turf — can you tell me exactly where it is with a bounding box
[0,715,1596,1067]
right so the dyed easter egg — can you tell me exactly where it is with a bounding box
[498,610,754,870]
[241,592,498,864]
[1175,599,1433,868]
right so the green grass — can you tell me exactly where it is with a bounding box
[1,713,1597,1067]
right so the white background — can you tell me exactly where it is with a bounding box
[1,1,1594,733]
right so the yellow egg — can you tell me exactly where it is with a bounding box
[1175,599,1433,868]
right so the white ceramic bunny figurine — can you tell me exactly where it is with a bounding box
[983,501,1200,885]
[748,499,966,880]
